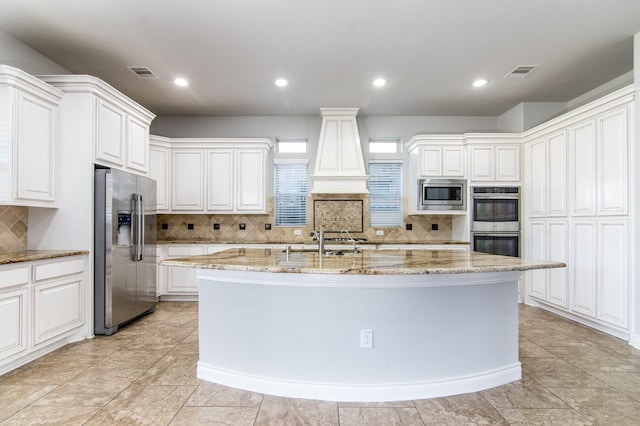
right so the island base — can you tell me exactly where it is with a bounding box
[197,269,522,402]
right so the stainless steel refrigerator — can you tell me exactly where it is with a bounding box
[94,167,157,335]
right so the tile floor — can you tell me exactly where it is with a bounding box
[1,302,640,425]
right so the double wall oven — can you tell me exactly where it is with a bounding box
[471,186,520,257]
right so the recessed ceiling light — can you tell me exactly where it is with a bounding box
[174,78,189,87]
[372,78,388,87]
[472,79,488,87]
[275,78,290,87]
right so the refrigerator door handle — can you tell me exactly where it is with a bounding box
[138,194,145,261]
[132,194,144,261]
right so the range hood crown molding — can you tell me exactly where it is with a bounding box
[311,107,369,194]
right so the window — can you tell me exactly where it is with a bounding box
[369,138,401,154]
[277,138,307,153]
[369,161,402,227]
[274,160,308,227]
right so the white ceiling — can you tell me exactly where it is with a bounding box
[0,0,639,117]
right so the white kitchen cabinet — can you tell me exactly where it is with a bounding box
[0,266,29,363]
[570,120,597,216]
[237,149,266,211]
[495,146,521,181]
[522,88,634,340]
[39,74,155,176]
[166,245,204,295]
[95,98,126,167]
[0,65,62,207]
[419,145,465,177]
[469,144,520,183]
[524,138,546,217]
[571,220,597,318]
[126,114,149,173]
[526,221,546,300]
[149,137,171,212]
[546,131,568,217]
[597,107,629,216]
[207,149,234,211]
[469,146,494,181]
[31,257,85,346]
[171,149,205,211]
[597,220,629,328]
[0,255,87,376]
[545,220,568,308]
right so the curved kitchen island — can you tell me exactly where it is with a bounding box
[163,248,563,402]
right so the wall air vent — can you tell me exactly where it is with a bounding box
[127,66,158,78]
[504,65,539,79]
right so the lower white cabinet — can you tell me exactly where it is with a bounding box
[0,255,87,375]
[571,221,597,317]
[167,245,204,294]
[597,220,629,328]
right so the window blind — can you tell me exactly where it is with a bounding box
[369,162,402,227]
[274,162,308,227]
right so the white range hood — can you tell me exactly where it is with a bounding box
[311,108,369,194]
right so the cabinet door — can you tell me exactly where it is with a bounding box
[597,220,629,328]
[570,120,597,216]
[96,98,126,166]
[237,150,265,211]
[547,131,567,217]
[470,146,494,181]
[126,115,149,173]
[0,287,28,361]
[527,221,546,300]
[442,147,465,177]
[597,107,628,216]
[420,147,442,176]
[207,150,234,211]
[16,90,56,202]
[149,146,170,211]
[167,246,204,294]
[171,150,204,211]
[32,276,84,346]
[495,146,520,182]
[571,221,597,318]
[546,221,568,308]
[525,139,546,217]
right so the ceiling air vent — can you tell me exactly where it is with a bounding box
[504,65,538,79]
[127,66,158,78]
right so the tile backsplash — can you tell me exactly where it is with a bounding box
[157,195,453,243]
[0,206,28,253]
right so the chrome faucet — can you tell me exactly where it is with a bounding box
[340,229,359,253]
[310,230,325,255]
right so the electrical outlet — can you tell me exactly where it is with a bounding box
[360,329,373,349]
[294,229,302,235]
[376,230,384,236]
[431,223,438,231]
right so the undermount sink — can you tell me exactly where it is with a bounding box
[282,248,360,255]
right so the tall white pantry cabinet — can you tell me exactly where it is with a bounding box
[522,86,635,341]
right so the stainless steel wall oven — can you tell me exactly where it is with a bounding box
[471,186,520,257]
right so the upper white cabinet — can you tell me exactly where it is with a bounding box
[172,149,205,211]
[570,120,597,216]
[0,65,62,207]
[152,137,273,214]
[149,136,171,212]
[597,107,628,216]
[406,136,465,178]
[38,74,155,175]
[467,136,521,183]
[546,131,568,217]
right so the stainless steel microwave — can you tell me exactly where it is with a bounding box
[418,179,466,210]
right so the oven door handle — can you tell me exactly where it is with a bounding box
[472,233,520,237]
[471,194,519,199]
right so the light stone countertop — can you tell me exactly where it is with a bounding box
[157,239,470,246]
[0,250,89,265]
[161,248,564,275]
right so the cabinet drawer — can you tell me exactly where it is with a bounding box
[0,267,29,289]
[33,257,85,283]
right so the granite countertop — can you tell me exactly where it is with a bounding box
[0,250,89,266]
[157,239,470,245]
[161,248,564,275]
